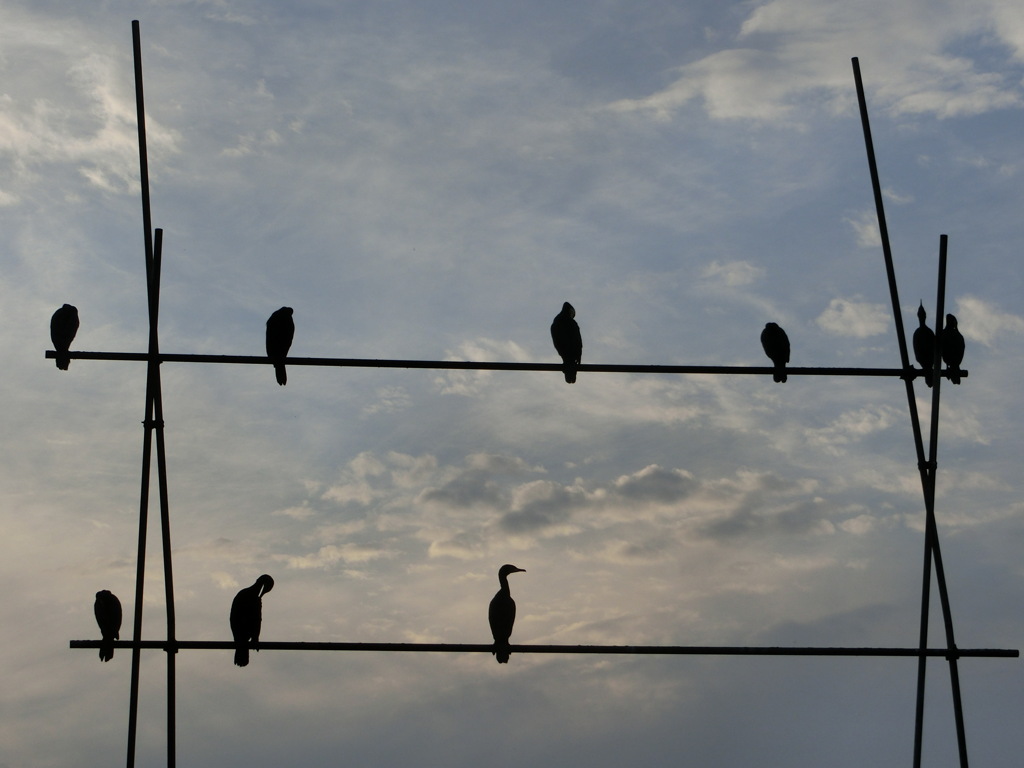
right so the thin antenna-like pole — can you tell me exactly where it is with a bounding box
[128,21,180,768]
[852,58,911,370]
[133,21,153,269]
[852,59,969,768]
[922,237,969,766]
[150,229,177,768]
[126,21,152,768]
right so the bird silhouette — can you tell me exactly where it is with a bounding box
[550,302,582,383]
[912,302,936,387]
[50,304,79,371]
[939,313,965,385]
[94,590,122,662]
[266,307,294,385]
[230,574,274,667]
[760,322,790,383]
[488,564,525,664]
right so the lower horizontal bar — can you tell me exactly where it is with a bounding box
[46,351,966,379]
[70,640,1015,658]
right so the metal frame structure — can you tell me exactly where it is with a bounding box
[58,22,1017,768]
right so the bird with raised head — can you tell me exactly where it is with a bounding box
[488,564,525,664]
[94,590,122,662]
[550,302,582,383]
[940,313,965,385]
[760,322,790,383]
[51,304,79,371]
[230,574,275,667]
[912,302,936,387]
[266,307,294,385]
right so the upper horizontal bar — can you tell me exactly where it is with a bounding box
[70,640,1014,658]
[45,351,966,379]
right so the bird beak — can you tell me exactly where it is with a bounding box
[259,575,275,596]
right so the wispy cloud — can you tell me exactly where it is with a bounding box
[816,297,890,336]
[608,0,1024,122]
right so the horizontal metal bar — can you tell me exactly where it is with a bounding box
[45,351,966,379]
[69,640,1015,658]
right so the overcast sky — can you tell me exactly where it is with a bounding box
[2,1,1023,766]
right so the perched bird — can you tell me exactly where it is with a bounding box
[550,302,582,383]
[230,574,275,667]
[760,322,790,383]
[939,313,965,385]
[488,564,525,664]
[94,590,122,663]
[912,302,936,387]
[50,304,80,371]
[265,307,295,385]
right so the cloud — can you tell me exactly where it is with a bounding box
[700,259,764,287]
[434,338,534,396]
[816,297,890,337]
[845,210,882,248]
[805,405,899,455]
[953,295,1024,346]
[607,0,1023,123]
[0,36,180,194]
[611,465,698,504]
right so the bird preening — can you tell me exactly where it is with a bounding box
[940,313,965,385]
[488,564,525,664]
[913,302,937,387]
[230,574,275,667]
[94,590,122,662]
[266,307,295,385]
[51,304,79,371]
[551,302,582,383]
[760,322,790,383]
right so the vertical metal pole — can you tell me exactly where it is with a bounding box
[923,238,970,767]
[126,377,155,768]
[151,229,177,768]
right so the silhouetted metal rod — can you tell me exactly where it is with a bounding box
[69,640,1017,658]
[126,22,154,768]
[854,56,970,768]
[43,352,967,380]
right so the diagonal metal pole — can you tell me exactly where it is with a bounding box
[128,21,178,768]
[852,58,968,768]
[125,20,153,768]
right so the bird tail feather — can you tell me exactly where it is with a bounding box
[234,646,249,667]
[274,363,287,386]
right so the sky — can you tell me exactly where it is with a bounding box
[1,1,1023,766]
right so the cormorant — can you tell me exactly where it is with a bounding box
[912,302,936,387]
[230,574,274,667]
[550,302,582,383]
[50,304,79,371]
[760,322,790,383]
[266,307,294,385]
[940,313,964,385]
[488,564,525,664]
[94,590,122,662]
